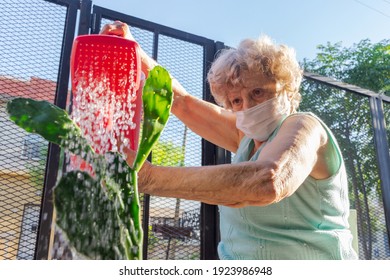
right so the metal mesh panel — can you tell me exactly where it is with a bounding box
[300,80,390,260]
[100,18,204,259]
[0,0,67,259]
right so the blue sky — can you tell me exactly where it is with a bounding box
[93,0,390,61]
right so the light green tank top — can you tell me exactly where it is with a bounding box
[218,113,358,260]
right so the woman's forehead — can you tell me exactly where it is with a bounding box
[239,71,276,89]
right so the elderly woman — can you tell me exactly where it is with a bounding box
[101,22,358,260]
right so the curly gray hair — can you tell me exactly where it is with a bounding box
[207,35,302,112]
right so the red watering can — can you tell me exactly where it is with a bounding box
[69,34,143,169]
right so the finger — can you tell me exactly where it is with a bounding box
[100,21,128,38]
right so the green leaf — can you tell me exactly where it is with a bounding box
[54,170,128,259]
[133,66,173,171]
[6,98,93,157]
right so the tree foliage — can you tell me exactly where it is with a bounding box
[152,140,185,167]
[303,39,390,94]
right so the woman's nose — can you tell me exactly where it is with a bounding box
[242,99,256,110]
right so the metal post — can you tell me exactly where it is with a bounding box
[140,30,160,260]
[370,96,390,246]
[78,0,92,35]
[200,41,227,260]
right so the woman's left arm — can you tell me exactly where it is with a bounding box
[128,114,328,207]
[255,114,329,202]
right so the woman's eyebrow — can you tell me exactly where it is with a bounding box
[250,86,272,91]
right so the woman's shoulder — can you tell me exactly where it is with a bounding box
[282,112,326,132]
[283,112,343,178]
[286,111,321,122]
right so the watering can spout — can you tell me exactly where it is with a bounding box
[69,34,143,169]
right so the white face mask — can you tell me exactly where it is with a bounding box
[235,94,290,141]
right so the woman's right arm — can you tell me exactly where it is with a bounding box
[171,87,239,152]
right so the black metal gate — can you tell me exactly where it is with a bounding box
[0,0,389,260]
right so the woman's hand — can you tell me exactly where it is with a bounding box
[119,142,153,191]
[100,20,134,40]
[100,21,157,77]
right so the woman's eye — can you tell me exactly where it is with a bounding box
[232,98,241,105]
[253,88,264,97]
